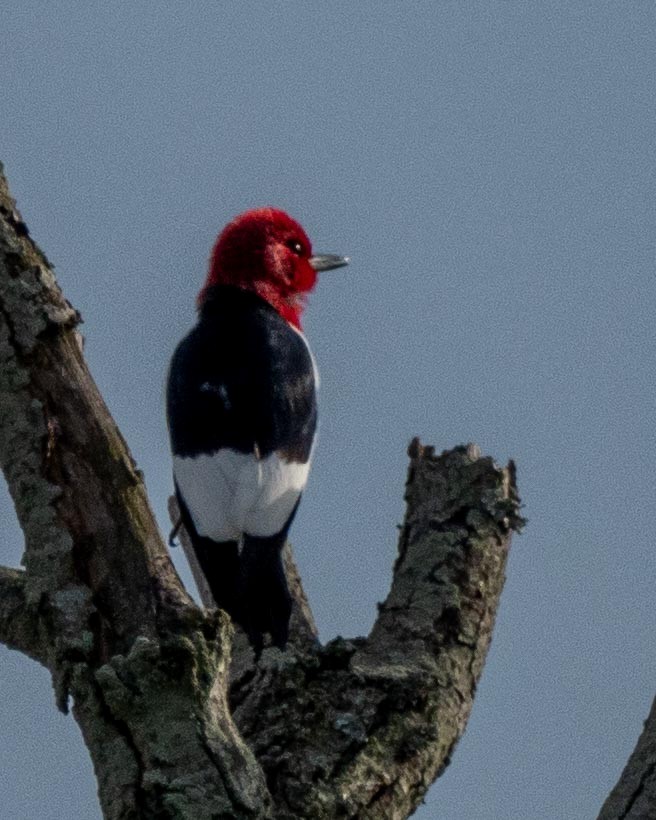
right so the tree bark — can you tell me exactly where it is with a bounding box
[598,696,656,820]
[0,162,524,818]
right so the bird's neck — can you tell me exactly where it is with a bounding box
[198,283,304,330]
[250,281,305,330]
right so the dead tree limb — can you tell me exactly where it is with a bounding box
[598,695,656,820]
[0,163,269,818]
[0,162,524,819]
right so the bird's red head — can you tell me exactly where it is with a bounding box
[200,208,348,329]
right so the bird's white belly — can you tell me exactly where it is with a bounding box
[173,449,311,541]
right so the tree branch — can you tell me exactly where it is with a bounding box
[598,695,656,820]
[0,164,178,651]
[0,565,47,663]
[0,164,271,818]
[1,160,530,819]
[230,440,523,818]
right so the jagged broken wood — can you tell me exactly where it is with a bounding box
[0,163,525,819]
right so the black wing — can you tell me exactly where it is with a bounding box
[166,285,317,462]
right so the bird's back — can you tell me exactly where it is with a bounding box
[167,285,317,541]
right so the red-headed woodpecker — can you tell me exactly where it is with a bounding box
[167,208,348,653]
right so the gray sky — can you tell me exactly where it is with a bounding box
[1,3,654,818]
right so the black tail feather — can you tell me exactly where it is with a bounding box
[240,532,292,653]
[175,484,295,655]
[192,535,242,620]
[174,485,242,620]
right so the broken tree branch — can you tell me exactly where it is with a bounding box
[229,441,522,818]
[598,695,656,820]
[0,163,270,818]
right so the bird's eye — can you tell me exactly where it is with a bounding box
[287,240,304,256]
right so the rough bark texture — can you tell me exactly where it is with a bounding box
[0,163,528,818]
[598,696,656,820]
[228,440,522,818]
[0,163,269,819]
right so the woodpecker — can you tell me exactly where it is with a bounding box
[167,208,348,653]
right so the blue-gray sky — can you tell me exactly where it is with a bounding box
[1,3,654,818]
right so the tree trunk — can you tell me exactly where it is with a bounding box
[0,162,525,818]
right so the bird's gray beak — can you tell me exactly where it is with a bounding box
[309,253,350,272]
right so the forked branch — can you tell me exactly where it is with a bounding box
[227,441,522,817]
[1,161,523,819]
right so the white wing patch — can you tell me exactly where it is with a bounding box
[173,448,311,541]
